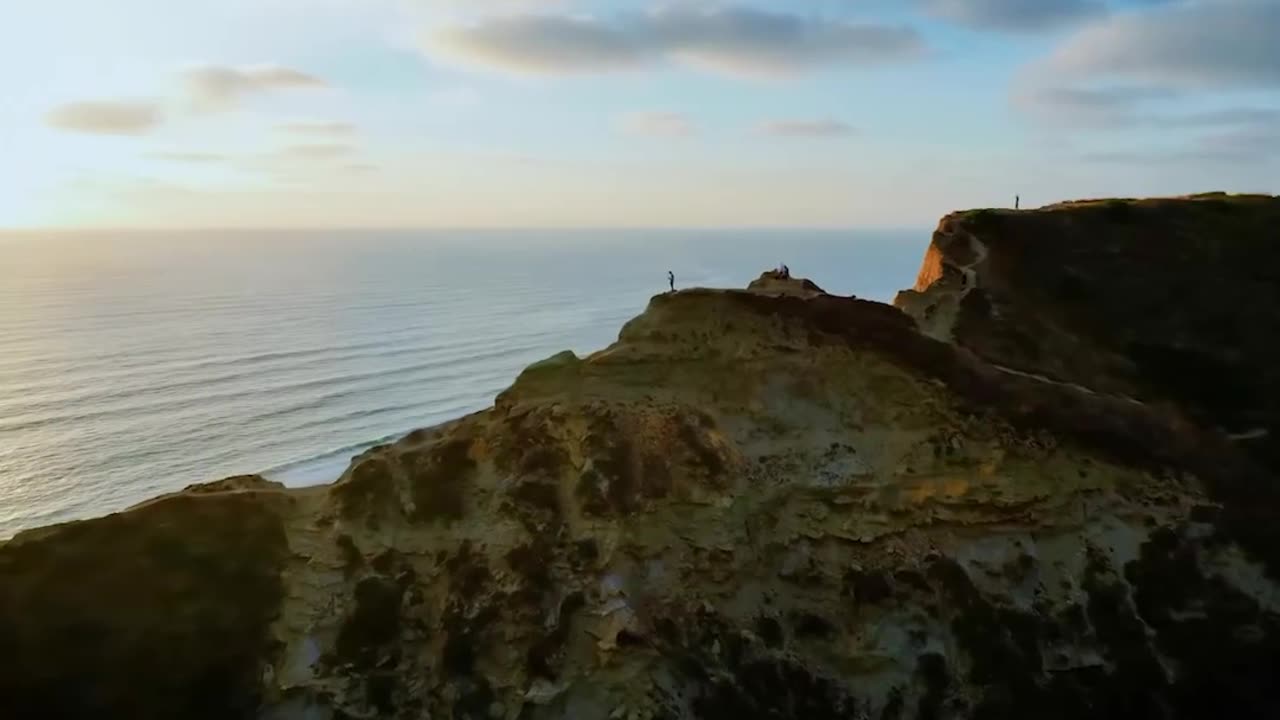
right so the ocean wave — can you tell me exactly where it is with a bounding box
[0,340,555,433]
[261,431,406,477]
[0,324,574,415]
[259,399,490,485]
[0,296,640,403]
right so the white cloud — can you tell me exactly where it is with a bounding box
[759,119,856,137]
[618,111,696,138]
[1083,124,1280,166]
[147,151,228,163]
[278,121,357,136]
[921,0,1105,32]
[44,101,163,135]
[1016,0,1280,150]
[1014,85,1178,126]
[183,65,328,111]
[426,6,925,78]
[1034,1,1280,90]
[278,143,355,159]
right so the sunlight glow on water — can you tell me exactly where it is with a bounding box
[0,228,925,537]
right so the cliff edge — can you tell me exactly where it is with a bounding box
[895,193,1280,469]
[3,195,1279,720]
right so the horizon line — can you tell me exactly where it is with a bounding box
[0,223,933,235]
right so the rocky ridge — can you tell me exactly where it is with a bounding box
[2,194,1279,720]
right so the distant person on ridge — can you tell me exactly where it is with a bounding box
[668,270,675,293]
[781,264,790,278]
[1016,194,1020,210]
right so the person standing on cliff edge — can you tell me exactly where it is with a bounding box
[668,270,675,293]
[1015,194,1020,210]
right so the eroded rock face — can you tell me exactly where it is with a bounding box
[895,193,1280,470]
[895,192,1280,584]
[0,488,292,719]
[3,200,1279,720]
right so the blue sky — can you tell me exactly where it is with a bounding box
[1,0,1276,228]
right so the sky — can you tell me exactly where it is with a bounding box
[1,0,1277,229]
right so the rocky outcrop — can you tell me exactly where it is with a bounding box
[894,192,1280,581]
[894,193,1280,470]
[0,483,293,719]
[3,195,1279,720]
[745,270,826,297]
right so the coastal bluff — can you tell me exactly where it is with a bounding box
[3,194,1280,719]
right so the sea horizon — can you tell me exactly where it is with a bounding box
[0,224,930,239]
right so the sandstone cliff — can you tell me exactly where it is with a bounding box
[3,194,1279,720]
[894,193,1280,470]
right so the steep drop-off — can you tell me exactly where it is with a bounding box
[3,195,1279,720]
[894,193,1280,469]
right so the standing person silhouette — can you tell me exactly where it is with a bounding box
[1016,194,1020,210]
[668,270,675,293]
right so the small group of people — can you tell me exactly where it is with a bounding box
[666,262,790,293]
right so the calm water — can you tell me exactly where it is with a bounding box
[0,229,925,537]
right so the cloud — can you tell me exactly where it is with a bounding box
[43,66,331,137]
[183,65,328,111]
[759,119,856,137]
[434,14,645,75]
[921,0,1105,32]
[427,6,925,78]
[278,121,357,136]
[237,144,362,180]
[1161,108,1280,129]
[279,143,355,159]
[44,101,162,135]
[235,144,366,185]
[1082,113,1280,165]
[1018,84,1280,132]
[147,151,228,163]
[1016,1,1280,141]
[618,111,696,138]
[1082,144,1276,166]
[1034,1,1280,90]
[1197,121,1280,160]
[1014,85,1179,126]
[1024,86,1176,112]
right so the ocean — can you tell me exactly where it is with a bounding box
[0,228,925,538]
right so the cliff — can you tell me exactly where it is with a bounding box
[3,194,1280,720]
[894,193,1280,470]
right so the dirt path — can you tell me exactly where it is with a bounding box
[990,362,1146,406]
